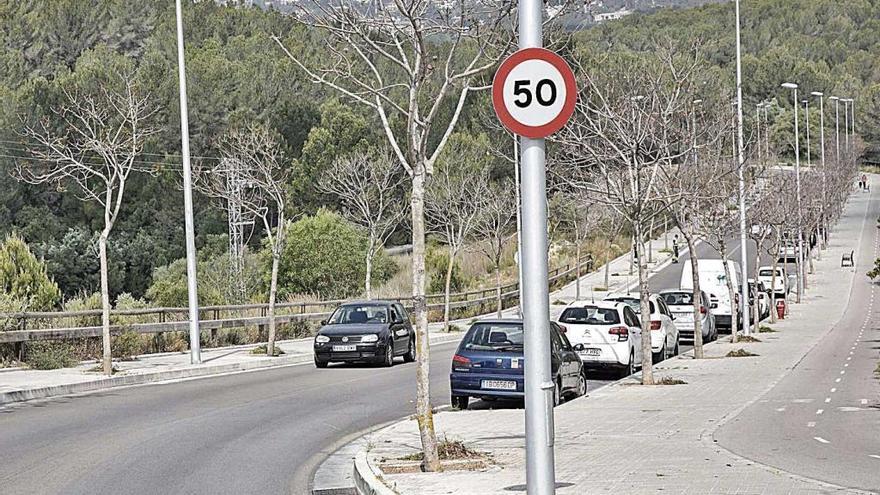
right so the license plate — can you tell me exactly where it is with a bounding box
[481,380,516,391]
[578,348,601,359]
[674,313,693,321]
[332,345,357,352]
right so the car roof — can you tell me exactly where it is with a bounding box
[565,300,620,310]
[340,300,395,307]
[470,318,524,325]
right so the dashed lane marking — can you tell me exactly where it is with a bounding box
[836,378,842,383]
[830,388,837,393]
[825,397,832,403]
[814,437,830,444]
[816,409,824,415]
[870,455,880,460]
[775,407,786,412]
[862,399,869,405]
[807,422,816,428]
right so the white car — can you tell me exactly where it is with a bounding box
[557,300,644,378]
[757,266,788,297]
[748,279,771,321]
[603,293,680,363]
[659,289,717,343]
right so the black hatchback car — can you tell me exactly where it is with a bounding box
[449,319,586,410]
[313,301,415,368]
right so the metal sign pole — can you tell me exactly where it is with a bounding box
[518,0,556,492]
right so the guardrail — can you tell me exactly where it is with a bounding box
[0,256,593,344]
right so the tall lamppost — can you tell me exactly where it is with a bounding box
[782,82,804,303]
[843,98,854,157]
[843,98,851,155]
[803,99,811,167]
[756,103,763,166]
[829,96,840,165]
[734,0,749,335]
[811,91,826,249]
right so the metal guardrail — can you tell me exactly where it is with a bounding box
[0,257,592,344]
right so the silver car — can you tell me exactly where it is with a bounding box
[659,289,717,343]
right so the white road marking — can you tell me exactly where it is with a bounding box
[775,407,786,412]
[814,437,830,444]
[793,398,814,403]
[825,397,832,403]
[869,455,880,460]
[862,399,869,405]
[816,409,824,415]
[807,421,816,428]
[845,363,849,368]
[836,378,842,383]
[847,356,852,360]
[830,388,837,393]
[840,370,846,375]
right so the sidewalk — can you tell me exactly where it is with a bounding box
[1,230,678,407]
[353,192,874,495]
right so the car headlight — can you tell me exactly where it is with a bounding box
[360,334,379,343]
[315,335,330,343]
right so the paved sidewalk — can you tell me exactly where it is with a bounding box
[355,192,875,495]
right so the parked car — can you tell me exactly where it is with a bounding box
[680,259,742,332]
[557,300,644,377]
[313,301,415,368]
[658,289,717,343]
[748,279,771,320]
[449,319,585,410]
[757,265,788,297]
[603,293,679,362]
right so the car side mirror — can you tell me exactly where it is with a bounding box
[559,325,568,334]
[573,343,585,351]
[320,319,328,326]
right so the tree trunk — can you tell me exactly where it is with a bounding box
[495,264,503,318]
[98,232,113,376]
[411,169,441,472]
[575,242,582,300]
[635,221,654,385]
[267,252,280,356]
[443,249,455,332]
[685,234,704,359]
[752,246,761,334]
[365,249,373,300]
[720,242,738,343]
[603,237,611,289]
[769,253,778,324]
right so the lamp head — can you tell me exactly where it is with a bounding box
[811,91,824,97]
[781,82,798,89]
[829,96,839,101]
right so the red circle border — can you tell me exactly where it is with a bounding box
[492,48,577,139]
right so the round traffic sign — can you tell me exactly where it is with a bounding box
[492,48,577,139]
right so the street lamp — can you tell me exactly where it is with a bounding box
[734,0,749,335]
[802,100,811,167]
[756,103,764,166]
[811,91,826,249]
[843,98,854,156]
[829,96,840,165]
[782,82,804,304]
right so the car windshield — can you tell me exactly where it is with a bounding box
[461,323,524,352]
[328,305,388,324]
[559,306,620,325]
[758,269,779,277]
[662,292,694,306]
[607,297,653,314]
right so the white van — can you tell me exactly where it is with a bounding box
[680,260,741,331]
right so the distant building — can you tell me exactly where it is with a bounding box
[593,8,633,22]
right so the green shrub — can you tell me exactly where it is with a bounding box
[0,233,61,311]
[25,341,76,370]
[427,246,469,294]
[112,330,145,360]
[251,344,286,355]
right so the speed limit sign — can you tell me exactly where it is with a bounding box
[492,48,577,139]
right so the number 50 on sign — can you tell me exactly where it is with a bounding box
[492,48,577,139]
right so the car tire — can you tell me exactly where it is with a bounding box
[673,339,680,356]
[652,344,666,364]
[621,351,635,378]
[451,395,469,410]
[382,342,394,367]
[575,372,587,398]
[553,380,561,407]
[314,357,328,369]
[402,338,416,363]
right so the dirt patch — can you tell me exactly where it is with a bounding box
[380,437,492,474]
[734,335,762,343]
[726,348,758,358]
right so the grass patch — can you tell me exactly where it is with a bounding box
[737,335,762,343]
[250,344,286,355]
[552,299,568,305]
[658,248,672,254]
[397,437,483,462]
[726,348,758,358]
[592,286,608,292]
[86,364,119,374]
[654,377,687,385]
[444,324,462,333]
[758,325,776,333]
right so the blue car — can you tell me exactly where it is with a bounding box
[449,319,586,410]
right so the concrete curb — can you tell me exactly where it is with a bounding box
[1,333,464,407]
[353,450,398,495]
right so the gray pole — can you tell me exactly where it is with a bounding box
[784,84,804,303]
[514,136,523,318]
[756,104,762,166]
[803,100,811,167]
[518,0,556,491]
[175,0,201,364]
[843,99,850,155]
[831,96,840,165]
[812,92,826,248]
[734,0,750,335]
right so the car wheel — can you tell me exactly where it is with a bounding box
[575,372,587,398]
[652,344,666,364]
[621,351,635,378]
[553,380,561,407]
[314,357,328,369]
[383,342,394,367]
[451,395,469,410]
[673,339,680,356]
[403,338,416,363]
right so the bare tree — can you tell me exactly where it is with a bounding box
[426,150,491,332]
[551,190,603,300]
[195,123,289,356]
[553,47,703,384]
[474,179,517,317]
[17,73,158,375]
[273,0,517,468]
[319,150,406,299]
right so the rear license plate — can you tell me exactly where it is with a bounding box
[578,348,601,359]
[674,313,693,321]
[332,345,357,352]
[481,380,516,391]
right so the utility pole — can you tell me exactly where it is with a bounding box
[782,83,804,304]
[830,96,840,165]
[811,92,826,249]
[175,0,201,364]
[734,0,750,335]
[803,99,811,167]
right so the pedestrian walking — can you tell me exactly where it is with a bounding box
[672,234,680,263]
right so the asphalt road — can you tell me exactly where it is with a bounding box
[0,234,767,495]
[715,190,880,493]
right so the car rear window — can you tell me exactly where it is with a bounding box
[662,292,694,306]
[328,305,388,324]
[461,323,523,351]
[560,306,620,325]
[758,269,779,277]
[607,297,654,314]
